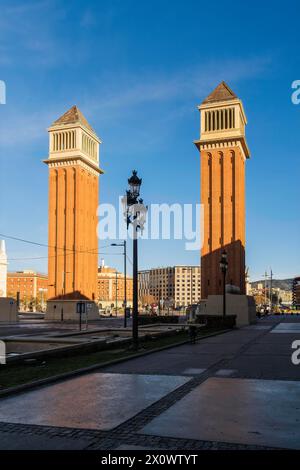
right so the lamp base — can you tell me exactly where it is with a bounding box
[45,300,99,322]
[197,294,256,327]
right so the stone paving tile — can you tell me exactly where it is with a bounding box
[182,368,206,375]
[115,444,165,450]
[0,316,297,450]
[87,433,275,451]
[215,369,237,377]
[271,323,300,333]
[243,325,272,330]
[0,373,189,431]
[140,378,300,450]
[256,332,300,343]
[0,430,91,450]
[174,342,243,355]
[102,351,224,375]
[242,342,295,356]
[226,355,300,380]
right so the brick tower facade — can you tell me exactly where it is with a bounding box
[44,106,103,318]
[194,82,250,299]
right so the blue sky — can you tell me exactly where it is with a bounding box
[0,0,299,281]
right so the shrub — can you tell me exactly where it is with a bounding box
[138,315,179,325]
[195,314,236,329]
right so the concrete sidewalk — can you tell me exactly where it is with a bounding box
[0,315,299,450]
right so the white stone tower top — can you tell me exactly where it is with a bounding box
[45,105,103,176]
[195,81,250,159]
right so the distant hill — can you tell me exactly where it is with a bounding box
[250,279,293,291]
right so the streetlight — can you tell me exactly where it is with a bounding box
[220,250,228,317]
[122,170,147,350]
[269,268,273,314]
[115,270,118,316]
[61,270,70,321]
[262,271,270,314]
[111,241,127,327]
[38,288,47,312]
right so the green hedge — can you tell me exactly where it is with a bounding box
[138,315,179,325]
[195,314,236,329]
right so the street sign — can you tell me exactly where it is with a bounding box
[125,307,131,318]
[0,340,6,365]
[76,302,86,331]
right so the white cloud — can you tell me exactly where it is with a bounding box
[0,55,271,149]
[0,0,67,66]
[85,55,271,120]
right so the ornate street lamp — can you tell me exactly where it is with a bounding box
[123,170,147,349]
[128,170,142,199]
[220,250,228,317]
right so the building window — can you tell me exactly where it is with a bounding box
[205,108,235,132]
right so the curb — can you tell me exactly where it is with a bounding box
[0,328,231,399]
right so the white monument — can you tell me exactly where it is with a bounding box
[0,240,7,297]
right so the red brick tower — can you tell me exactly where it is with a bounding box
[194,82,250,299]
[44,106,103,320]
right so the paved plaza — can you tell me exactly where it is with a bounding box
[0,316,126,338]
[0,373,188,430]
[141,377,300,450]
[0,315,299,450]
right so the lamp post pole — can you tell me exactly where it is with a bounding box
[222,267,226,318]
[111,240,127,327]
[190,268,193,304]
[262,271,269,314]
[122,170,147,350]
[270,268,273,314]
[132,235,138,347]
[115,270,118,316]
[124,241,127,327]
[61,271,70,321]
[220,250,228,318]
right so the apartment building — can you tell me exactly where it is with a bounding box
[97,265,133,309]
[139,266,201,308]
